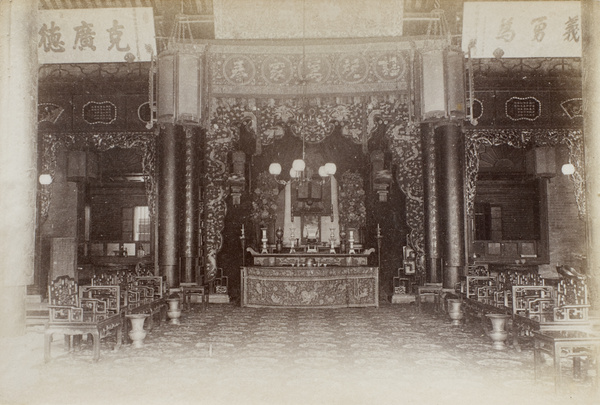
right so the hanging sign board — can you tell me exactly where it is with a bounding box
[213,0,404,39]
[462,1,581,58]
[38,8,156,64]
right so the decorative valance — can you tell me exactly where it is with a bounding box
[169,38,437,100]
[40,132,157,221]
[464,128,585,219]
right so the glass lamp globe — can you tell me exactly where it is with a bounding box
[561,163,575,175]
[269,163,282,176]
[292,159,306,172]
[324,163,337,175]
[39,174,53,185]
[318,166,329,177]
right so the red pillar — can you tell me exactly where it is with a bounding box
[438,123,466,289]
[158,123,182,288]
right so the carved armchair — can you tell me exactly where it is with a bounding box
[48,275,84,323]
[45,276,122,362]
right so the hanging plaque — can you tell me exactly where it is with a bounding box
[38,8,156,64]
[462,1,581,58]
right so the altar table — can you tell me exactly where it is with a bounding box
[241,266,379,308]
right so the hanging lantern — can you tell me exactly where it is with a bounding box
[67,150,98,182]
[420,47,466,121]
[157,51,204,125]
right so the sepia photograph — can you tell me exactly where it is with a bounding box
[0,0,598,404]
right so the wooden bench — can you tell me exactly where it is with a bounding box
[92,273,167,339]
[127,276,167,330]
[45,276,122,362]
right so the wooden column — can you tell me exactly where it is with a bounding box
[422,123,442,283]
[158,124,182,288]
[438,123,466,289]
[582,0,600,310]
[0,0,38,336]
[180,127,199,283]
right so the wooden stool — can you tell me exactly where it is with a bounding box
[533,330,600,392]
[180,283,208,311]
[415,283,442,312]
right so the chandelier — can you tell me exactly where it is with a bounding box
[267,128,336,185]
[267,1,336,189]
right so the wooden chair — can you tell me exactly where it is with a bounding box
[45,276,122,362]
[180,282,209,311]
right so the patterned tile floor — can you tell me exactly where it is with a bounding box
[1,303,598,405]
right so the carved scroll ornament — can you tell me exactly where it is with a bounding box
[40,132,157,221]
[464,128,585,219]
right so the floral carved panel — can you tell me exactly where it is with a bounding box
[206,97,415,279]
[242,266,378,307]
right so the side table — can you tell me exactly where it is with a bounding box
[533,330,600,392]
[180,283,208,311]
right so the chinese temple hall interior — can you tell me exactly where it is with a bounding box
[2,0,600,404]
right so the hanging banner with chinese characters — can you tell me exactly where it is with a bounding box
[172,38,421,97]
[38,8,156,64]
[462,1,581,58]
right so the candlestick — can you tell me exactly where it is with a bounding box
[261,227,268,254]
[289,227,296,253]
[329,228,336,254]
[275,227,284,253]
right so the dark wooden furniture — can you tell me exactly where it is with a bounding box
[44,276,122,362]
[127,276,168,330]
[415,283,442,312]
[180,283,209,311]
[533,330,600,392]
[126,298,167,331]
[96,274,167,339]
